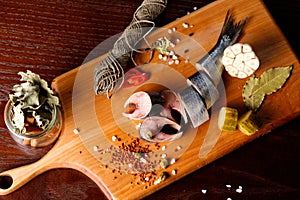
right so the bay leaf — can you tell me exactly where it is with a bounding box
[242,65,293,111]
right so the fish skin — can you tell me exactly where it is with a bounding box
[180,11,247,128]
[195,10,248,86]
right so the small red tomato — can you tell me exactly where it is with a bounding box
[123,68,150,88]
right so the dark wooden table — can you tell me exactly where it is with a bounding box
[0,0,299,199]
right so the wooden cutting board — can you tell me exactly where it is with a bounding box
[0,0,299,199]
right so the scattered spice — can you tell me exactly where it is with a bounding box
[154,172,169,185]
[159,158,169,169]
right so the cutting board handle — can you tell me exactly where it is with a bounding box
[0,157,53,195]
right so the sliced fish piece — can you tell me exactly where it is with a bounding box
[139,116,183,143]
[122,91,152,120]
[160,90,188,124]
[178,86,209,128]
[187,71,219,109]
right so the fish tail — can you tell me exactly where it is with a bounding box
[195,10,248,86]
[218,10,248,45]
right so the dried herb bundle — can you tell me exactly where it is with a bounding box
[9,70,60,133]
[93,0,168,97]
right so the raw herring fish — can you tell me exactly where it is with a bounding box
[123,91,152,120]
[139,90,187,142]
[139,116,183,143]
[180,11,247,128]
[125,11,248,142]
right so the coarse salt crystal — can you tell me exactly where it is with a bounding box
[172,27,177,31]
[136,123,141,130]
[182,23,189,28]
[154,180,160,185]
[162,145,167,151]
[236,188,243,193]
[175,60,180,65]
[193,6,197,10]
[158,54,163,59]
[168,29,172,34]
[145,177,150,181]
[226,184,231,188]
[227,198,232,200]
[73,128,80,134]
[112,135,117,141]
[93,145,99,152]
[163,56,168,61]
[172,55,178,60]
[176,145,182,151]
[170,158,176,164]
[140,157,147,163]
[168,60,174,65]
[201,189,207,194]
[161,153,167,158]
[172,169,177,175]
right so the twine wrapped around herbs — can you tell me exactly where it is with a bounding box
[93,0,168,97]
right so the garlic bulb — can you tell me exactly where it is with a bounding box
[222,43,260,79]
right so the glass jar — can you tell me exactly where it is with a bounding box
[4,100,62,148]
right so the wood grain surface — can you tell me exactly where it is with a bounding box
[0,0,299,199]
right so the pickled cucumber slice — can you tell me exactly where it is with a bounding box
[238,110,259,135]
[218,107,238,131]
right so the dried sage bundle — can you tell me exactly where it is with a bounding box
[9,70,60,133]
[93,0,168,97]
